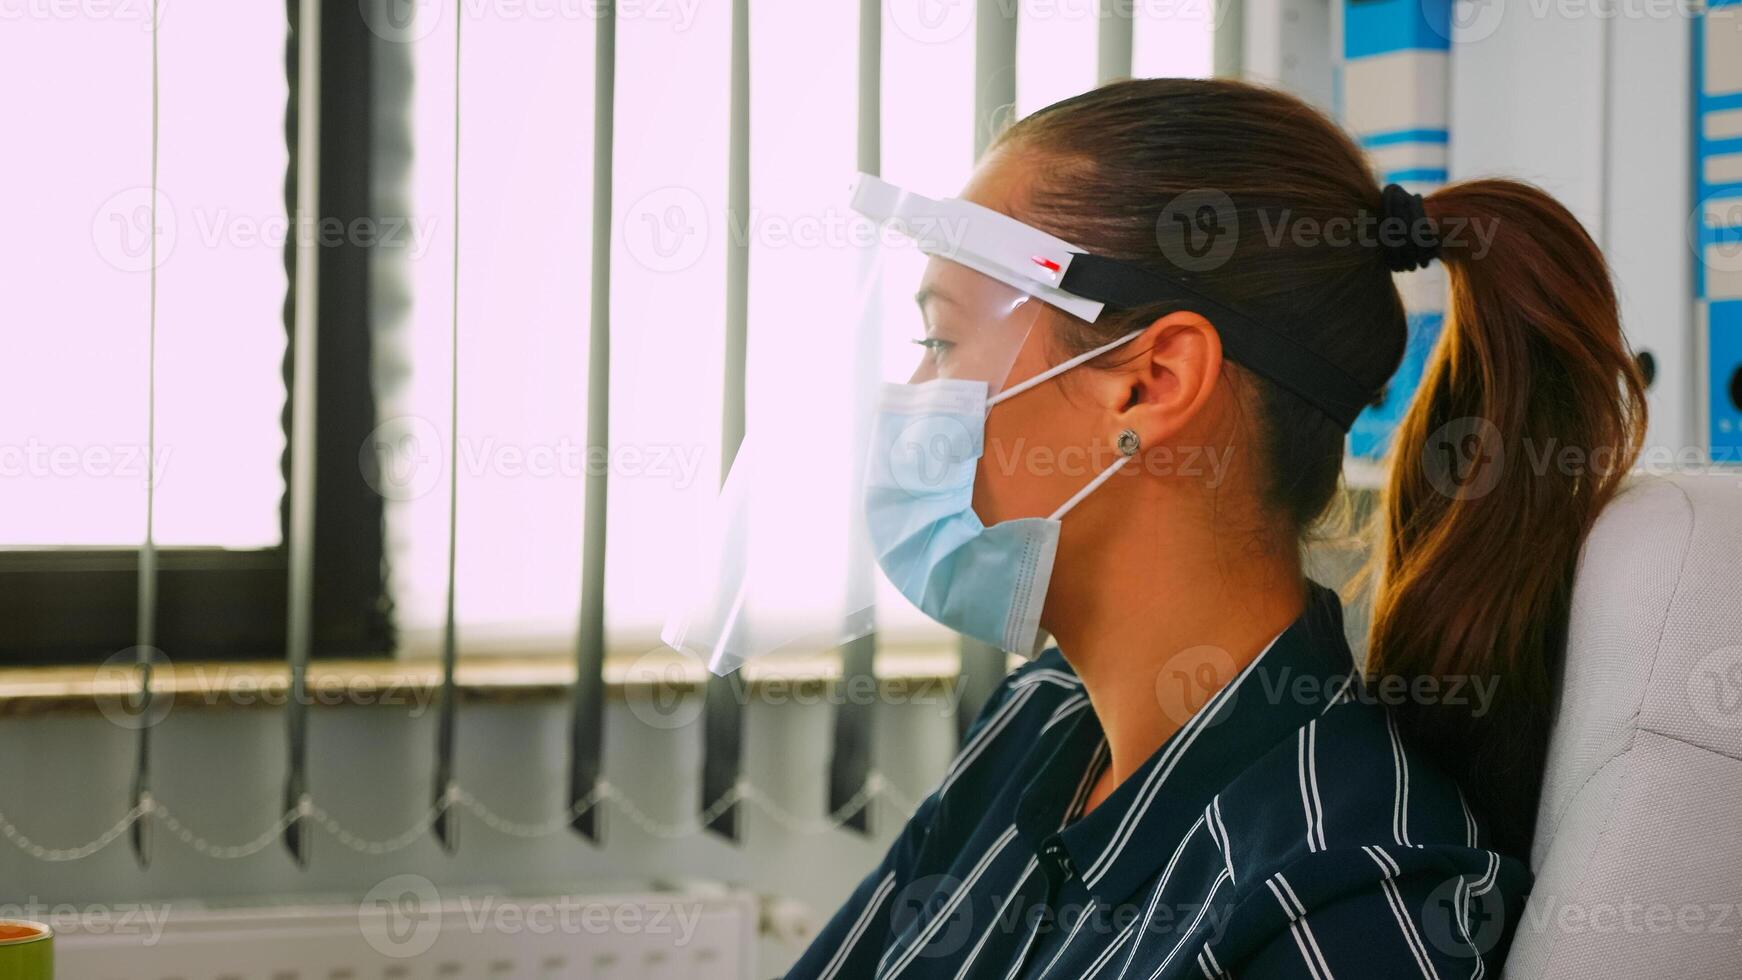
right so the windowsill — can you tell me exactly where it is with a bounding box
[0,647,967,718]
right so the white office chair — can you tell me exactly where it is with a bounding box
[1504,472,1742,978]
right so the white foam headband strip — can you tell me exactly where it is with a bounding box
[849,173,1108,324]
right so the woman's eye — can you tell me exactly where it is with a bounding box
[913,337,955,355]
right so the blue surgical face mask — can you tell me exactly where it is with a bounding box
[862,330,1143,657]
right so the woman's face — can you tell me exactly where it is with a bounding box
[930,161,1136,531]
[907,258,1037,387]
[971,305,1125,529]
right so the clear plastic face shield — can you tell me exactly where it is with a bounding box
[661,176,1112,675]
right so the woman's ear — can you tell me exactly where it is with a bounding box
[1104,312,1224,447]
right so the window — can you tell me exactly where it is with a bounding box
[2,0,1213,665]
[0,0,389,662]
[1,1,286,550]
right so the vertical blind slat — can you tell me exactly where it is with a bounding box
[956,0,1020,744]
[130,0,165,872]
[568,0,616,843]
[1214,0,1244,77]
[281,0,323,869]
[430,0,465,855]
[827,0,885,835]
[1098,0,1134,83]
[829,635,877,831]
[975,0,1018,159]
[701,0,753,842]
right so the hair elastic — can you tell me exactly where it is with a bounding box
[1378,184,1441,273]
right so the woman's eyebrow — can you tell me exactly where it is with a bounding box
[914,286,961,309]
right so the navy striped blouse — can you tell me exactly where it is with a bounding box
[789,583,1532,979]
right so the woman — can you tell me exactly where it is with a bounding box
[788,78,1644,978]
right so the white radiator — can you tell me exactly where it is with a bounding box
[53,884,759,980]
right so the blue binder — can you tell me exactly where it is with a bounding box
[1337,0,1451,459]
[1698,2,1742,459]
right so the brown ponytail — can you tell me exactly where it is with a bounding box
[1369,180,1647,855]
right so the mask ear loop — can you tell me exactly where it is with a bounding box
[986,328,1146,407]
[981,328,1147,521]
[1048,428,1140,521]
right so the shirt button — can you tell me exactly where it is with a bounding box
[1043,843,1073,878]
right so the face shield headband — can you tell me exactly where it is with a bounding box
[849,174,1374,430]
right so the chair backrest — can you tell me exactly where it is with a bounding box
[1504,472,1742,979]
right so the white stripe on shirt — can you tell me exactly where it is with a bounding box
[939,670,1082,800]
[1115,814,1210,978]
[1041,692,1092,735]
[1362,847,1441,980]
[1363,844,1402,878]
[952,858,1038,980]
[820,870,897,980]
[1079,926,1136,979]
[1323,668,1358,711]
[1268,872,1335,980]
[1450,876,1487,980]
[1145,869,1233,980]
[881,825,1020,979]
[1386,712,1413,847]
[1210,797,1237,885]
[1200,940,1227,979]
[1456,786,1477,849]
[1035,899,1098,980]
[1297,722,1327,852]
[939,684,1040,797]
[1084,635,1283,884]
[1117,860,1174,979]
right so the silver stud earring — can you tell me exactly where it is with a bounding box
[1116,428,1140,457]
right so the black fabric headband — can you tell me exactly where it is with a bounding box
[1059,253,1374,431]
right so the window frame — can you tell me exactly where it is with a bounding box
[0,1,396,666]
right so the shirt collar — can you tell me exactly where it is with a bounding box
[1013,582,1357,909]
